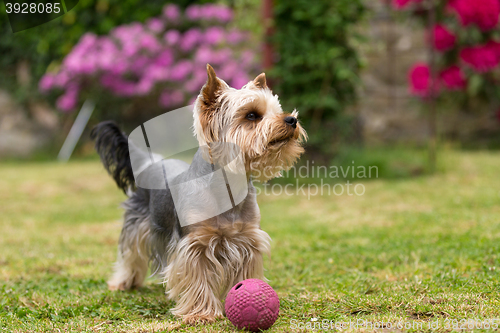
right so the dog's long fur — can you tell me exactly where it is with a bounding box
[92,65,306,324]
[90,121,135,194]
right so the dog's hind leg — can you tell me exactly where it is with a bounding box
[108,194,151,291]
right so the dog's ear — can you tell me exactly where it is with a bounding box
[253,73,268,89]
[201,64,226,105]
[196,64,228,146]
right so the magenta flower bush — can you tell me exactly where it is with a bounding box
[392,0,500,108]
[431,24,456,51]
[39,4,258,112]
[439,65,467,90]
[460,42,500,73]
[449,0,500,31]
[409,63,432,97]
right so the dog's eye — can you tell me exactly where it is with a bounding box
[246,113,258,121]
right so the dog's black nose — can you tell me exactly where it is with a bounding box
[284,116,297,128]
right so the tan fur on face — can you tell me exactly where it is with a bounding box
[163,218,271,324]
[193,65,307,182]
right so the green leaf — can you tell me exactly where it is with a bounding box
[467,75,483,97]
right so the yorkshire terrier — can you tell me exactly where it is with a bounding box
[91,64,307,324]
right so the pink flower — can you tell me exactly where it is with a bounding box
[130,55,150,75]
[139,34,161,52]
[185,68,207,92]
[226,30,246,44]
[219,61,238,80]
[185,78,203,93]
[164,30,180,45]
[163,4,180,21]
[409,63,435,97]
[109,58,128,75]
[195,47,214,64]
[56,86,79,111]
[75,33,97,53]
[122,40,139,57]
[111,79,136,96]
[97,51,116,71]
[112,22,143,41]
[204,27,224,45]
[439,66,467,90]
[39,74,56,92]
[212,48,232,64]
[231,73,250,89]
[63,50,97,74]
[450,0,500,31]
[159,90,184,108]
[431,24,456,52]
[144,63,170,82]
[154,50,174,67]
[54,71,70,87]
[101,75,137,96]
[170,60,193,81]
[392,0,423,10]
[136,77,154,95]
[460,43,500,72]
[186,5,201,20]
[146,18,164,33]
[202,5,233,22]
[214,6,233,22]
[180,28,202,52]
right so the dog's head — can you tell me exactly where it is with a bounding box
[193,64,307,182]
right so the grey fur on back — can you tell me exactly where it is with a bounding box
[129,149,257,276]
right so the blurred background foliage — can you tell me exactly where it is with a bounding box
[0,0,367,162]
[0,0,207,105]
[37,3,261,130]
[2,0,499,176]
[0,0,264,121]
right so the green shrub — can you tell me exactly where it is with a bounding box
[271,0,365,157]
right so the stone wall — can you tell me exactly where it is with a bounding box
[0,89,58,158]
[355,2,500,146]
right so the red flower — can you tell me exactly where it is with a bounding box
[450,0,500,31]
[392,0,423,10]
[487,40,500,58]
[475,0,500,30]
[409,63,437,97]
[439,66,467,90]
[460,43,500,73]
[449,0,478,26]
[431,24,456,52]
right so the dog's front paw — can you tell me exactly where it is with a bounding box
[182,313,222,325]
[107,271,144,291]
[107,280,128,291]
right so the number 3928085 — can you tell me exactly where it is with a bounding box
[5,2,61,14]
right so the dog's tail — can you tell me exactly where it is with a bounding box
[91,121,136,194]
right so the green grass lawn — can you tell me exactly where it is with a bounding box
[1,150,500,332]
